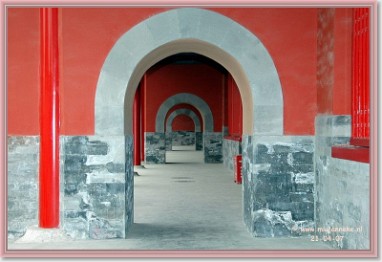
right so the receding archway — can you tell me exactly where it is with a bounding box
[156,93,212,133]
[165,108,203,152]
[166,109,201,132]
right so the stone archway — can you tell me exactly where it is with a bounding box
[95,8,283,136]
[156,93,212,133]
[146,93,215,163]
[166,109,201,132]
[165,107,203,151]
[92,7,285,238]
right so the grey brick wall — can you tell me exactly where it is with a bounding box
[144,132,166,164]
[7,136,39,241]
[203,132,223,163]
[242,135,315,237]
[61,135,133,239]
[195,132,203,151]
[171,131,196,147]
[165,132,203,151]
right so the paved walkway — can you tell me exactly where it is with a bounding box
[8,149,332,251]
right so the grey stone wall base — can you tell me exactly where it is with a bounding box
[125,136,134,234]
[61,135,134,240]
[14,226,73,243]
[315,115,370,250]
[242,135,315,237]
[195,132,203,151]
[252,209,315,237]
[144,132,166,164]
[203,132,223,163]
[165,132,172,151]
[166,131,199,151]
[171,131,196,147]
[7,136,39,242]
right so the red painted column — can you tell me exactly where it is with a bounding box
[140,75,146,163]
[39,8,60,228]
[351,8,370,146]
[133,86,141,166]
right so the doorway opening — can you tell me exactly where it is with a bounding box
[133,52,232,165]
[129,52,246,242]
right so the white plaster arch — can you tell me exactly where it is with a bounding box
[95,8,283,136]
[166,109,201,132]
[156,93,212,133]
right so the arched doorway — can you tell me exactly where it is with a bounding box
[93,7,283,237]
[95,8,283,136]
[165,108,202,152]
[145,93,214,163]
[156,93,213,133]
[166,109,201,133]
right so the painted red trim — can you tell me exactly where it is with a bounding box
[332,145,369,163]
[39,8,60,228]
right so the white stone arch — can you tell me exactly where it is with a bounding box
[156,93,212,133]
[94,8,283,136]
[166,109,201,132]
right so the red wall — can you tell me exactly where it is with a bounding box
[226,74,243,136]
[213,8,318,135]
[317,8,334,114]
[332,9,352,115]
[8,7,324,136]
[7,9,40,135]
[144,63,224,132]
[172,115,195,131]
[59,8,168,135]
[317,8,352,115]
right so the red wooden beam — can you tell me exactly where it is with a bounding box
[39,8,60,228]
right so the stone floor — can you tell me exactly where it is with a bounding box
[8,148,333,251]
